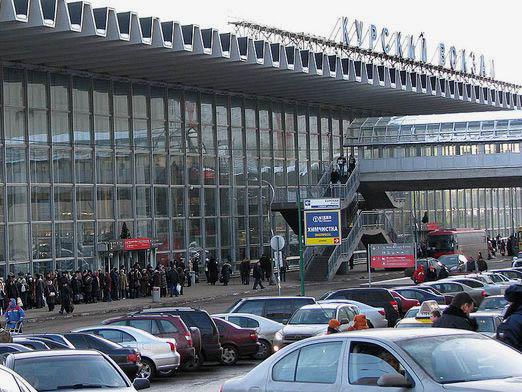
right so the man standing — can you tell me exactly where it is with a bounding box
[432,292,477,331]
[252,262,265,290]
[337,152,347,177]
[348,153,356,174]
[239,259,250,285]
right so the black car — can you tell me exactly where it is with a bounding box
[64,333,140,379]
[393,287,446,305]
[226,296,317,323]
[11,338,50,351]
[21,334,75,349]
[138,307,222,364]
[320,288,399,326]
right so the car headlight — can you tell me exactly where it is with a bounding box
[275,331,283,341]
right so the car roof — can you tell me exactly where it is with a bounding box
[140,307,202,312]
[481,295,504,299]
[238,296,315,301]
[8,350,101,359]
[74,325,148,335]
[298,303,348,310]
[471,311,502,317]
[213,313,281,322]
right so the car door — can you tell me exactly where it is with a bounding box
[266,340,345,392]
[347,340,424,391]
[337,308,352,332]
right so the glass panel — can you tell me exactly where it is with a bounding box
[75,149,93,184]
[155,187,168,217]
[170,154,184,186]
[32,223,52,260]
[172,219,185,250]
[9,224,29,261]
[203,156,216,185]
[94,115,111,146]
[7,186,28,222]
[133,119,149,148]
[136,187,152,218]
[220,187,230,215]
[185,93,200,154]
[97,221,114,242]
[97,187,114,219]
[189,187,201,217]
[51,73,69,111]
[29,148,50,183]
[4,68,25,107]
[116,152,132,184]
[96,150,114,184]
[55,222,74,259]
[152,120,166,150]
[73,112,91,144]
[28,109,48,143]
[54,186,73,221]
[155,219,170,252]
[187,156,201,185]
[51,111,70,144]
[34,261,53,276]
[135,154,151,184]
[77,221,95,258]
[171,187,184,218]
[53,149,73,183]
[204,187,216,216]
[205,218,217,248]
[77,187,94,221]
[189,218,201,246]
[6,148,27,183]
[31,187,52,221]
[153,154,168,184]
[220,217,230,247]
[117,187,133,219]
[4,108,26,144]
[93,79,109,115]
[136,220,152,237]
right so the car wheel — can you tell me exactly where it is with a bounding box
[251,339,271,360]
[181,356,202,372]
[220,345,239,366]
[136,358,156,381]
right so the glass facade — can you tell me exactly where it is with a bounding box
[0,65,347,274]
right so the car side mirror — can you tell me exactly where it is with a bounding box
[340,318,350,325]
[133,378,150,390]
[282,319,288,325]
[377,374,413,388]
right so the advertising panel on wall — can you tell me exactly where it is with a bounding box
[304,209,342,246]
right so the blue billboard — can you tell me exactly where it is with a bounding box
[304,209,342,246]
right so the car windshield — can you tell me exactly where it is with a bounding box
[14,355,128,391]
[488,274,506,283]
[478,297,508,311]
[288,308,335,325]
[472,317,495,333]
[396,322,431,328]
[404,308,419,318]
[428,235,454,251]
[438,255,458,267]
[397,335,522,384]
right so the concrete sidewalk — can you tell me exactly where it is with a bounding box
[23,264,400,324]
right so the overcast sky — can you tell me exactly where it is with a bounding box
[86,0,522,85]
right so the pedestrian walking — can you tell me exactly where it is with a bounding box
[167,267,179,297]
[252,262,265,290]
[59,282,74,314]
[240,259,250,285]
[477,252,488,272]
[497,284,522,351]
[337,152,347,177]
[208,258,219,285]
[432,292,477,331]
[221,261,232,286]
[348,153,356,174]
[279,257,288,282]
[44,276,57,312]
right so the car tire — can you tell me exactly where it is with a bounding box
[136,358,156,381]
[181,356,203,372]
[251,339,271,360]
[220,345,239,366]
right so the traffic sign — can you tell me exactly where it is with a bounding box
[369,243,416,269]
[270,235,286,251]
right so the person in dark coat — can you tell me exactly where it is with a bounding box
[6,275,19,301]
[83,272,93,304]
[425,266,437,282]
[477,252,488,272]
[177,267,186,295]
[252,261,265,290]
[110,268,119,300]
[497,284,522,351]
[35,275,45,309]
[432,292,477,331]
[239,259,250,285]
[59,282,73,314]
[221,261,232,286]
[44,276,57,312]
[92,271,100,303]
[208,258,219,285]
[167,267,180,297]
[104,271,112,302]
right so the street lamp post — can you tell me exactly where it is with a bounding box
[261,180,275,237]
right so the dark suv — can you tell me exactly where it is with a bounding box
[138,307,222,365]
[320,288,399,326]
[226,296,316,323]
[102,314,198,371]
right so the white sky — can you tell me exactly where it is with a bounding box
[85,0,522,85]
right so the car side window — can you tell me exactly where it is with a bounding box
[265,301,294,322]
[229,316,259,329]
[96,329,123,343]
[236,300,265,316]
[120,332,136,342]
[128,319,153,334]
[272,342,343,384]
[338,308,350,322]
[158,320,178,334]
[349,342,408,386]
[450,284,463,292]
[108,320,128,327]
[65,334,89,349]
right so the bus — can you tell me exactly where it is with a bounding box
[427,229,488,259]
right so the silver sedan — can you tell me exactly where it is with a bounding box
[318,299,388,328]
[222,329,522,392]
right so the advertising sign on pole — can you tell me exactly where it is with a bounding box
[369,243,416,269]
[304,210,342,246]
[304,198,341,210]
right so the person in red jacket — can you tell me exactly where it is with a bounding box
[413,265,426,285]
[348,314,369,331]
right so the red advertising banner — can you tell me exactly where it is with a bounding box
[123,238,151,251]
[369,244,416,269]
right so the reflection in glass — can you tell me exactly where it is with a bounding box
[221,218,230,247]
[170,155,184,186]
[96,150,114,184]
[77,187,94,221]
[32,223,52,260]
[172,219,185,250]
[136,187,151,218]
[117,187,133,219]
[75,149,94,183]
[153,155,167,184]
[29,109,48,143]
[171,187,184,218]
[6,148,27,183]
[9,224,29,261]
[7,186,28,222]
[53,149,73,183]
[97,221,114,242]
[116,152,132,184]
[137,220,152,237]
[97,187,114,219]
[155,187,168,217]
[4,108,25,144]
[31,187,52,221]
[77,221,95,258]
[189,187,201,217]
[135,154,151,184]
[54,186,73,221]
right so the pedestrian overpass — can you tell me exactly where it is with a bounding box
[273,110,522,281]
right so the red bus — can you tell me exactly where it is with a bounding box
[427,229,488,259]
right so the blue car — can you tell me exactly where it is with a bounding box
[393,287,446,305]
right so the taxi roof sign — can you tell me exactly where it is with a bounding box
[416,300,441,319]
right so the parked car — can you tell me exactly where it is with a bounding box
[492,268,522,281]
[393,287,446,306]
[222,329,522,392]
[20,334,75,349]
[424,280,486,306]
[137,307,221,366]
[226,296,316,323]
[389,290,420,315]
[11,338,50,351]
[485,272,519,285]
[320,288,399,326]
[438,254,469,272]
[64,333,141,379]
[212,317,259,365]
[72,325,179,380]
[470,312,503,338]
[414,285,454,304]
[466,273,509,294]
[4,350,149,391]
[272,303,358,351]
[404,304,448,319]
[477,295,509,314]
[405,257,444,279]
[0,363,37,392]
[212,313,283,360]
[317,299,388,328]
[18,337,70,350]
[102,314,198,371]
[446,277,500,296]
[0,343,32,362]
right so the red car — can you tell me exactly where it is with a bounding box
[102,313,200,371]
[390,290,420,316]
[212,317,260,366]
